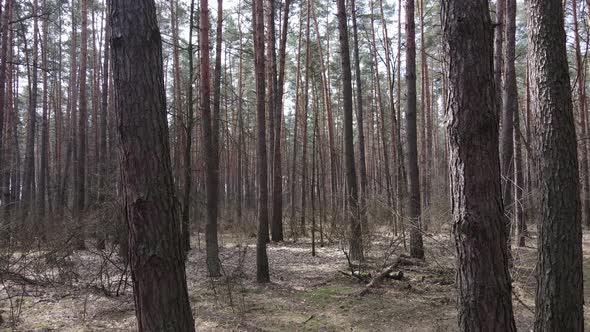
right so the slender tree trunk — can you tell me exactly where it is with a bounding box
[300,0,311,236]
[200,0,221,275]
[271,0,292,242]
[23,0,39,217]
[0,0,10,207]
[527,1,584,330]
[110,1,196,329]
[336,0,363,261]
[350,0,368,232]
[309,0,337,221]
[442,1,517,329]
[405,0,424,259]
[371,0,393,231]
[74,0,89,249]
[254,0,270,282]
[236,1,244,222]
[397,0,407,248]
[171,0,182,185]
[418,0,431,231]
[494,0,505,116]
[97,0,110,250]
[572,0,590,227]
[289,9,304,235]
[39,0,49,230]
[515,101,525,247]
[500,0,516,256]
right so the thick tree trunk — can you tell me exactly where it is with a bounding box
[110,1,196,329]
[526,1,584,330]
[442,1,517,330]
[405,0,424,259]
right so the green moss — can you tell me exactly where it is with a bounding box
[295,285,355,308]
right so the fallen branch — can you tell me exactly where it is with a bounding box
[357,256,402,296]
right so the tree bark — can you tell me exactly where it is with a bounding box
[253,0,270,282]
[442,1,517,330]
[572,0,590,227]
[39,0,49,229]
[271,0,291,242]
[494,0,505,116]
[336,0,363,261]
[110,0,196,329]
[405,0,424,259]
[22,0,39,216]
[527,0,584,330]
[350,0,368,230]
[73,0,89,249]
[500,0,516,256]
[200,0,221,275]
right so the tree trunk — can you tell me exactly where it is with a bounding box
[500,0,516,256]
[418,0,431,232]
[200,0,221,275]
[253,0,270,282]
[350,0,368,232]
[39,0,49,230]
[405,0,424,259]
[0,0,10,207]
[572,0,590,227]
[336,0,363,261]
[372,0,394,231]
[442,1,517,329]
[110,1,196,329]
[300,0,311,236]
[289,9,304,236]
[182,0,196,254]
[74,0,89,249]
[22,0,39,216]
[494,0,505,116]
[271,0,291,242]
[527,0,584,330]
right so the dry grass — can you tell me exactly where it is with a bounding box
[1,228,589,331]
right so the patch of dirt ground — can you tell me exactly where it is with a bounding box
[2,230,590,331]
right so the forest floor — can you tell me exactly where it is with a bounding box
[1,227,590,331]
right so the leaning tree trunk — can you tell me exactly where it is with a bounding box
[442,0,517,330]
[526,0,584,331]
[110,1,196,330]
